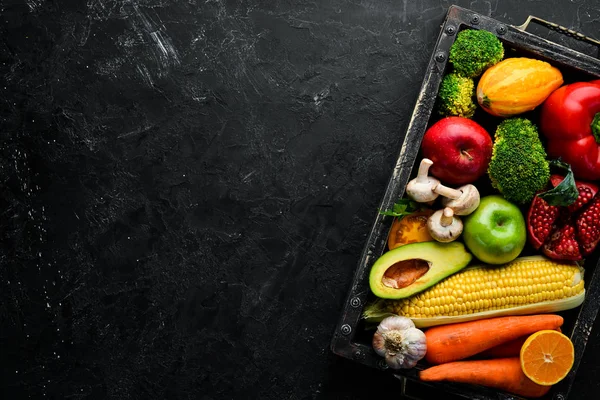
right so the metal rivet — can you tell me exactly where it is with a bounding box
[445,25,456,35]
[353,350,365,360]
[435,52,446,62]
[471,15,480,25]
[496,25,507,35]
[377,359,389,370]
[350,297,361,308]
[341,324,352,335]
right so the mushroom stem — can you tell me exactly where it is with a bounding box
[433,183,462,199]
[415,159,434,184]
[427,208,463,243]
[440,207,454,227]
[406,159,441,203]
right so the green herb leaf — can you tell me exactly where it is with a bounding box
[379,198,420,217]
[538,160,579,206]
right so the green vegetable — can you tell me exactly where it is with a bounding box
[437,73,477,118]
[449,29,504,78]
[487,118,550,204]
[379,198,420,217]
[538,160,579,206]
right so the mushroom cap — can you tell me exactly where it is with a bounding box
[427,208,463,242]
[406,177,441,203]
[441,184,480,215]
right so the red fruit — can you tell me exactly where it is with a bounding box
[542,221,583,261]
[576,196,600,256]
[527,195,560,249]
[421,117,493,185]
[540,81,600,180]
[550,174,599,213]
[528,174,600,260]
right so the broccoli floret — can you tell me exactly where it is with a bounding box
[449,29,504,78]
[487,118,550,204]
[437,73,476,118]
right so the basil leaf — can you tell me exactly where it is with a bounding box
[538,160,578,206]
[379,198,420,217]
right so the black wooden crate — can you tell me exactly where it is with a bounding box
[331,5,600,400]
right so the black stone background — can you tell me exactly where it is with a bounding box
[1,0,600,399]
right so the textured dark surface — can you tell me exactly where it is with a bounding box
[1,1,599,399]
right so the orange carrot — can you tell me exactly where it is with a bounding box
[476,336,528,358]
[478,327,562,359]
[419,358,551,398]
[425,314,563,364]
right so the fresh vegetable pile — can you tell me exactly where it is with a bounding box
[364,28,600,398]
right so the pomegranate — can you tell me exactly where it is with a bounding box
[549,175,598,213]
[527,175,600,260]
[542,220,582,261]
[576,196,600,256]
[527,196,560,249]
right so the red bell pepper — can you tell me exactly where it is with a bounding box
[539,80,600,181]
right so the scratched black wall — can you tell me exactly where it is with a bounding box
[2,1,600,399]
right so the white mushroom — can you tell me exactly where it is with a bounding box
[427,207,463,242]
[405,158,440,203]
[433,183,480,216]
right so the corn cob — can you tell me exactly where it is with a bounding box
[364,256,585,328]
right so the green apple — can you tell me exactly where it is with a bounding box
[463,195,526,265]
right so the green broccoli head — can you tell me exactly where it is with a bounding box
[487,118,550,204]
[437,73,476,118]
[449,29,504,78]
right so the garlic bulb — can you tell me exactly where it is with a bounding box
[372,315,427,369]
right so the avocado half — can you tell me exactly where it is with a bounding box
[369,241,472,300]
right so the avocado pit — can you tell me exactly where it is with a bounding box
[382,259,430,289]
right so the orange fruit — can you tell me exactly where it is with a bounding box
[520,329,575,386]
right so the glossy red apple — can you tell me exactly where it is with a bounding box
[421,117,493,185]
